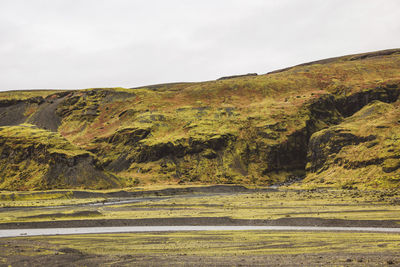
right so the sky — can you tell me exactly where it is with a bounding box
[0,0,399,91]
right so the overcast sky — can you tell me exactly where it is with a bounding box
[0,0,399,91]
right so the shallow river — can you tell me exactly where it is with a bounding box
[1,225,400,238]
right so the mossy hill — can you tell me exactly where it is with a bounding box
[0,125,118,190]
[1,49,400,190]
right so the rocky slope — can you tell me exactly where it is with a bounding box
[0,125,119,190]
[305,100,400,188]
[0,49,399,190]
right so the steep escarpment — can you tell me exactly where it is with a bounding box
[0,49,400,189]
[305,100,400,189]
[0,125,120,190]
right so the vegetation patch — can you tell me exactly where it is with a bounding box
[20,210,102,220]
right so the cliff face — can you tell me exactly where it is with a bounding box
[305,100,400,189]
[0,125,119,190]
[0,49,400,190]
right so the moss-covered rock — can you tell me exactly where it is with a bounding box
[0,125,120,190]
[305,101,400,189]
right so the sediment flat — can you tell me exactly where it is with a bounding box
[1,216,400,230]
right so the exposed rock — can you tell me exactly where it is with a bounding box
[305,101,400,188]
[307,129,376,172]
[0,126,120,190]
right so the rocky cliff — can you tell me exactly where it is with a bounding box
[0,125,119,190]
[305,100,400,188]
[0,49,399,190]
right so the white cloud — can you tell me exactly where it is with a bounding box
[0,0,399,90]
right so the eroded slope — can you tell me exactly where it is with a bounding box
[0,125,119,190]
[305,100,400,189]
[0,49,399,189]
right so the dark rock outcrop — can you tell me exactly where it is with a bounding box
[0,126,120,190]
[305,100,400,188]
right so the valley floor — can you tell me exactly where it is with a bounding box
[1,185,400,266]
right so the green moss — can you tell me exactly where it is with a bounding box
[304,100,400,189]
[0,125,118,190]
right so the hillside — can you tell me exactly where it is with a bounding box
[0,49,399,190]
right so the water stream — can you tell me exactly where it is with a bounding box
[1,225,400,238]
